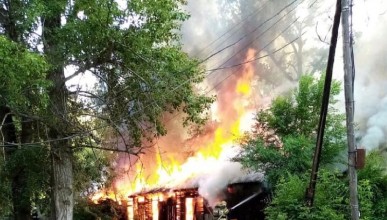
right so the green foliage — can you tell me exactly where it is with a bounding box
[54,0,214,146]
[236,135,314,185]
[358,151,387,219]
[73,147,110,193]
[235,74,387,219]
[266,170,348,220]
[265,164,385,220]
[235,74,345,185]
[257,74,342,137]
[0,36,50,113]
[258,75,346,166]
[0,36,50,216]
[1,146,51,216]
[1,0,213,216]
[0,168,12,216]
[73,199,126,220]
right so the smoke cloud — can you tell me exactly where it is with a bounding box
[105,0,387,204]
[354,14,387,150]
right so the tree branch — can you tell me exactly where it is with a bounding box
[72,144,143,154]
[268,53,294,81]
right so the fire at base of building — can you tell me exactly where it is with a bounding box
[124,181,269,220]
[127,188,204,220]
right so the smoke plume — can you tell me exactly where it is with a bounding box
[105,0,387,204]
[354,14,387,150]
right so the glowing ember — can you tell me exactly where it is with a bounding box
[185,198,194,220]
[127,198,134,220]
[138,196,145,203]
[152,197,159,220]
[91,48,261,208]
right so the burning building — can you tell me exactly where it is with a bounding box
[125,172,267,220]
[127,188,205,220]
[90,48,272,219]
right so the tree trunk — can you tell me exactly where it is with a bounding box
[11,168,31,220]
[42,10,74,220]
[50,141,74,220]
[15,117,36,220]
[0,106,31,220]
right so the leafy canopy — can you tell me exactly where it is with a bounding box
[54,0,214,146]
[0,36,50,112]
[0,36,50,216]
[234,74,346,185]
[0,0,214,216]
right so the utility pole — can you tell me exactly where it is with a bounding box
[341,0,360,219]
[305,0,341,206]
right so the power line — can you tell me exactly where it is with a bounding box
[205,0,301,73]
[192,0,272,59]
[161,0,304,95]
[73,0,306,130]
[130,2,307,129]
[206,35,303,94]
[139,3,318,130]
[206,17,302,72]
[157,0,321,130]
[69,0,305,124]
[79,0,300,112]
[0,0,313,148]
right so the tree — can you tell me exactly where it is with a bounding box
[234,74,387,219]
[0,35,50,219]
[265,170,346,220]
[265,151,387,220]
[234,74,345,186]
[357,151,387,219]
[1,0,213,218]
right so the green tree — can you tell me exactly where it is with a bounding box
[357,151,387,219]
[234,74,345,186]
[1,0,213,218]
[0,35,50,219]
[234,74,387,219]
[265,152,387,220]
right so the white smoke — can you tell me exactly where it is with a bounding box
[195,146,263,207]
[359,97,387,150]
[352,7,387,151]
[175,0,387,203]
[197,160,243,207]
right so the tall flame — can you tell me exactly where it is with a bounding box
[91,48,260,205]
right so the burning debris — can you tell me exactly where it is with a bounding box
[127,188,206,220]
[91,172,267,220]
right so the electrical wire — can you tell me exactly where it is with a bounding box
[0,0,320,148]
[192,0,272,59]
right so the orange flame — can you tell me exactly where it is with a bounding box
[91,49,259,207]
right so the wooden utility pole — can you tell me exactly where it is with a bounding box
[341,0,360,219]
[305,0,341,206]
